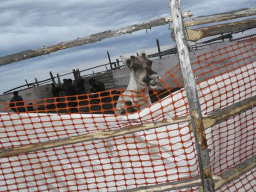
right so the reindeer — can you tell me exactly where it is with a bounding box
[115,53,160,115]
[107,53,186,175]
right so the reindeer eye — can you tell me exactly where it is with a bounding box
[132,64,138,71]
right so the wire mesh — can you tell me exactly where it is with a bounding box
[0,35,256,191]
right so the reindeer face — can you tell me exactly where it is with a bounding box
[122,53,159,89]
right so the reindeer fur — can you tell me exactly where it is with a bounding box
[115,53,160,115]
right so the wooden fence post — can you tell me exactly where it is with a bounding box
[25,79,29,88]
[116,59,120,69]
[72,69,79,81]
[34,78,39,86]
[156,39,162,59]
[57,73,61,86]
[49,71,56,84]
[76,68,81,79]
[169,0,215,191]
[107,51,113,70]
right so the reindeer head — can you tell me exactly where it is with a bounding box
[121,53,159,89]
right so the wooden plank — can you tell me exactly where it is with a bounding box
[203,95,256,129]
[215,155,256,190]
[186,18,256,41]
[169,0,215,191]
[129,176,221,192]
[0,95,255,158]
[0,116,190,158]
[184,7,256,27]
[123,155,256,191]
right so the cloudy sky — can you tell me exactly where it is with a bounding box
[0,0,255,94]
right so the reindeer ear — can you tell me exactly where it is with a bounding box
[126,59,132,68]
[120,56,132,68]
[130,56,136,61]
[120,56,128,63]
[141,52,147,58]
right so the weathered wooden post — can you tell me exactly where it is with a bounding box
[57,73,61,86]
[107,51,113,69]
[104,64,108,71]
[72,69,75,80]
[156,39,162,59]
[116,59,120,69]
[25,79,29,88]
[34,78,39,87]
[72,69,79,81]
[49,71,56,84]
[76,68,81,79]
[169,0,215,191]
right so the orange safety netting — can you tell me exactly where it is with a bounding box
[0,35,256,191]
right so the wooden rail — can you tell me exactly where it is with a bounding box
[186,18,256,41]
[124,154,256,192]
[0,95,255,158]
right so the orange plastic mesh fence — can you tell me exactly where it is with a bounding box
[218,168,256,192]
[0,35,256,191]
